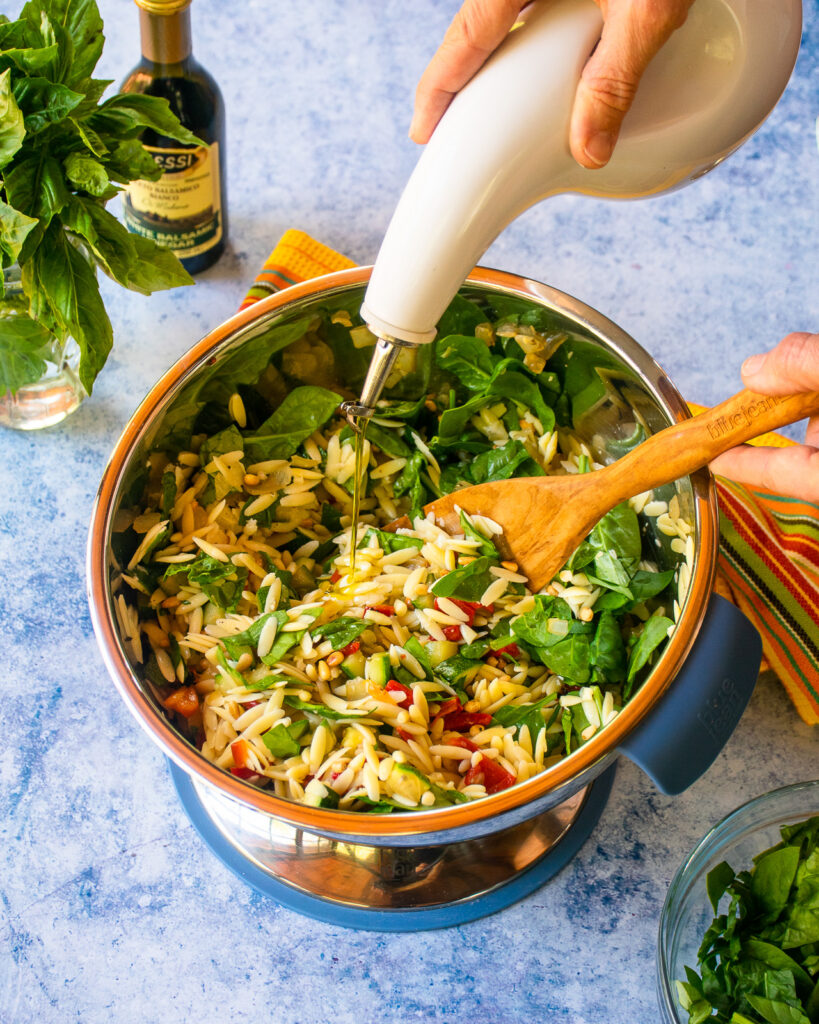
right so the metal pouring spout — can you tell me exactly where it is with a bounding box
[341,335,408,428]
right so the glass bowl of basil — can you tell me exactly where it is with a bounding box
[657,779,819,1024]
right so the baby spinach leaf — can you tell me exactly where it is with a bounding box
[589,611,626,681]
[430,555,496,602]
[393,450,426,512]
[435,394,489,447]
[484,367,555,434]
[435,293,488,338]
[492,697,556,743]
[707,861,736,913]
[626,615,673,689]
[160,468,176,516]
[364,420,412,459]
[458,510,498,557]
[219,611,288,660]
[243,385,341,462]
[360,527,423,553]
[261,719,309,758]
[199,423,244,466]
[259,607,321,665]
[752,846,801,920]
[163,552,248,613]
[311,616,368,651]
[404,636,433,677]
[682,815,819,1024]
[282,695,366,720]
[256,566,295,610]
[590,502,643,569]
[436,334,496,390]
[511,596,591,648]
[470,438,540,484]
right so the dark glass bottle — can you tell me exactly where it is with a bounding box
[120,0,227,274]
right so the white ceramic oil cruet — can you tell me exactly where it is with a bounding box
[343,0,802,419]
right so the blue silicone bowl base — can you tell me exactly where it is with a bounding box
[169,760,615,931]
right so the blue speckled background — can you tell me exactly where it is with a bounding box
[1,0,817,1020]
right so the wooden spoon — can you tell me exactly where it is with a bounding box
[423,388,819,591]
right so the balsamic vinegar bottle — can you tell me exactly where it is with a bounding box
[120,0,227,274]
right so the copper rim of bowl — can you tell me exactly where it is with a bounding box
[87,265,718,838]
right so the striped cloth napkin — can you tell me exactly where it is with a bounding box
[241,228,819,726]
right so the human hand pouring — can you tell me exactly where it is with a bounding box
[422,388,819,591]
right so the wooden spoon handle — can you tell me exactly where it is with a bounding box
[601,388,819,503]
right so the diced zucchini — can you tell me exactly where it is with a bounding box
[291,564,317,596]
[412,593,434,610]
[366,651,392,687]
[425,640,459,666]
[388,762,429,804]
[340,650,366,679]
[303,778,340,809]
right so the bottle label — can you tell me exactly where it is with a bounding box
[121,142,222,258]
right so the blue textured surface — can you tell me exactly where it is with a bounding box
[1,0,817,1020]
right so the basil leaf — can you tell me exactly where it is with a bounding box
[22,217,112,393]
[100,137,161,182]
[13,75,84,133]
[0,68,25,169]
[63,151,109,196]
[61,196,193,293]
[91,92,202,145]
[41,0,105,85]
[0,312,52,395]
[5,153,71,223]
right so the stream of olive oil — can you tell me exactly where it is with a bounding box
[348,418,369,581]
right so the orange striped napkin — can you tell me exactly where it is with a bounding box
[241,229,819,725]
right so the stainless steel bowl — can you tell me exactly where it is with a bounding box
[87,267,760,921]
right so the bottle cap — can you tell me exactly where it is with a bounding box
[134,0,192,13]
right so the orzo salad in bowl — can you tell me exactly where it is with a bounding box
[111,288,695,814]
